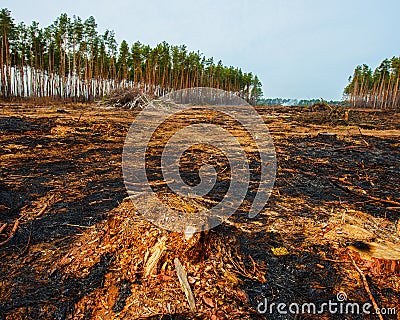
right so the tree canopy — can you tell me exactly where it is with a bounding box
[344,57,400,109]
[0,8,262,103]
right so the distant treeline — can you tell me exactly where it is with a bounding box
[257,98,344,107]
[344,57,400,109]
[0,8,262,103]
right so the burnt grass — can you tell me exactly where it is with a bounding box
[0,104,399,319]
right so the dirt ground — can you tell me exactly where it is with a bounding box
[0,103,399,319]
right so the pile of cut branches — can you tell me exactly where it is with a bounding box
[301,101,354,125]
[99,87,155,109]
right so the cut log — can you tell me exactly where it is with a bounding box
[348,241,400,274]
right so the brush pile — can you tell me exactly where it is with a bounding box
[99,87,155,109]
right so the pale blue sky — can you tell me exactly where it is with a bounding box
[3,0,400,100]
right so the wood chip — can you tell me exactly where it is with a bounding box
[144,236,167,278]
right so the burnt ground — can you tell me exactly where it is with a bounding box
[0,104,399,319]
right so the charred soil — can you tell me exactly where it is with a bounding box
[0,104,399,319]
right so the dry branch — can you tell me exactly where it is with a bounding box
[174,257,196,312]
[329,176,400,206]
[36,194,55,218]
[348,253,384,320]
[0,219,20,247]
[98,87,155,109]
[282,168,400,207]
[0,223,8,234]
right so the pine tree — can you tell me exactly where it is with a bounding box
[0,8,263,103]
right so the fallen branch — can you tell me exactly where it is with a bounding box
[386,207,400,211]
[174,257,196,312]
[329,177,400,207]
[36,203,49,218]
[357,127,372,148]
[0,219,20,247]
[280,168,317,177]
[332,145,368,152]
[0,194,56,248]
[348,253,384,320]
[0,223,7,234]
[36,194,55,218]
[283,168,400,207]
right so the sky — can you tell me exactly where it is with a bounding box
[3,0,400,100]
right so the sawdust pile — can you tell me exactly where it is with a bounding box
[55,198,265,319]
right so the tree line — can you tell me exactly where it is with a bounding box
[0,8,262,103]
[257,98,344,107]
[344,57,400,109]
